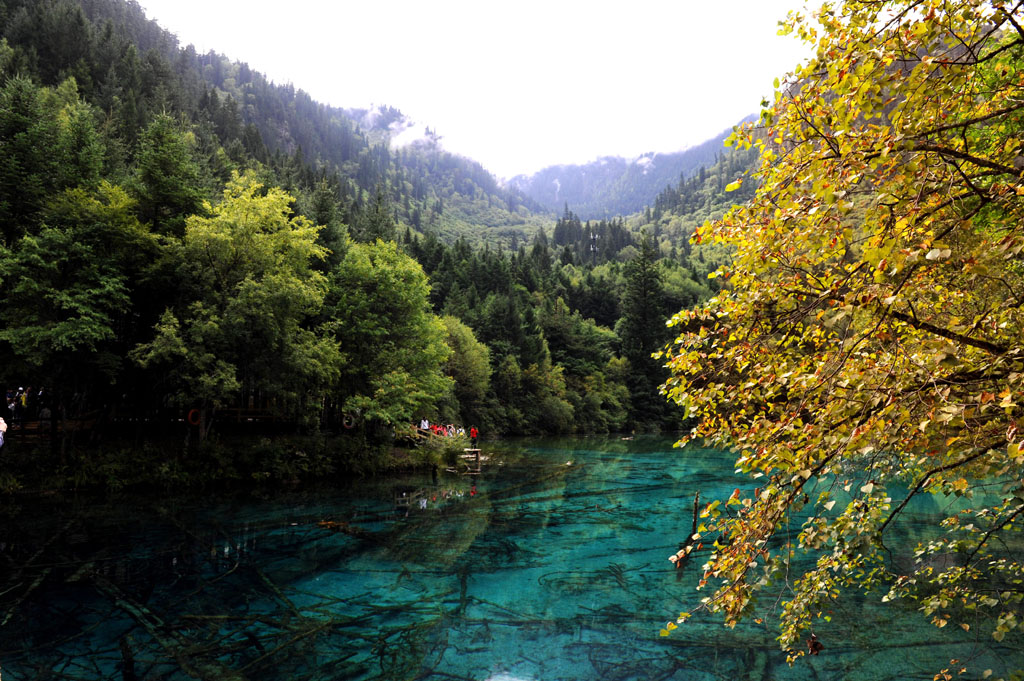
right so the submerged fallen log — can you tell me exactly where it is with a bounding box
[1,567,51,627]
[316,519,370,538]
[89,571,251,681]
[1,518,76,628]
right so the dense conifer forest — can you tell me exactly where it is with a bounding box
[0,0,756,484]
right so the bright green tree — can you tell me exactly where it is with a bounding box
[662,0,1024,669]
[133,173,338,429]
[440,315,491,426]
[329,239,451,427]
[0,182,156,404]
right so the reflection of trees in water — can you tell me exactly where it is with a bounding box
[539,562,658,603]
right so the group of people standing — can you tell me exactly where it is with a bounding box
[6,386,51,427]
[417,419,479,446]
[1,386,54,449]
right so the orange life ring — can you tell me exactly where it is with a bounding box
[187,409,201,426]
[342,414,355,429]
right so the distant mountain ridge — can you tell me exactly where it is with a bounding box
[507,117,755,220]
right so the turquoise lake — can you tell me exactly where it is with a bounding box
[0,435,1018,680]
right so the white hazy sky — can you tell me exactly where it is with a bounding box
[138,0,812,179]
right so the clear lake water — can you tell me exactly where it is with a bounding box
[0,435,1019,680]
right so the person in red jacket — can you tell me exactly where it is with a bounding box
[469,426,478,448]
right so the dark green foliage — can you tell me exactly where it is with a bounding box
[551,207,635,266]
[353,184,396,243]
[409,226,698,433]
[0,76,64,239]
[301,178,348,269]
[131,114,205,234]
[0,183,157,425]
[617,237,676,427]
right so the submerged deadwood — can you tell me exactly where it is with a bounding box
[662,0,1024,664]
[669,492,701,578]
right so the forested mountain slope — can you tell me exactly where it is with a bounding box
[507,119,755,220]
[0,0,548,247]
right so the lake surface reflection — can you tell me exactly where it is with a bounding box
[0,435,1017,680]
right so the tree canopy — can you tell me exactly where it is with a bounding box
[132,172,337,423]
[663,0,1024,666]
[329,239,451,426]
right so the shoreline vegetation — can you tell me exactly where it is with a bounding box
[0,427,472,496]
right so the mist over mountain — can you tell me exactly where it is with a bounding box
[506,119,755,220]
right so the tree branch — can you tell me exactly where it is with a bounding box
[965,504,1024,564]
[789,286,1010,355]
[911,143,1018,176]
[885,307,1009,355]
[1000,2,1024,41]
[877,444,1000,536]
[909,102,1024,140]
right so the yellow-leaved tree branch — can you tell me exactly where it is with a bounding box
[661,0,1024,670]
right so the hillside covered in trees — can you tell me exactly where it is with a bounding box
[507,121,756,220]
[1,0,550,248]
